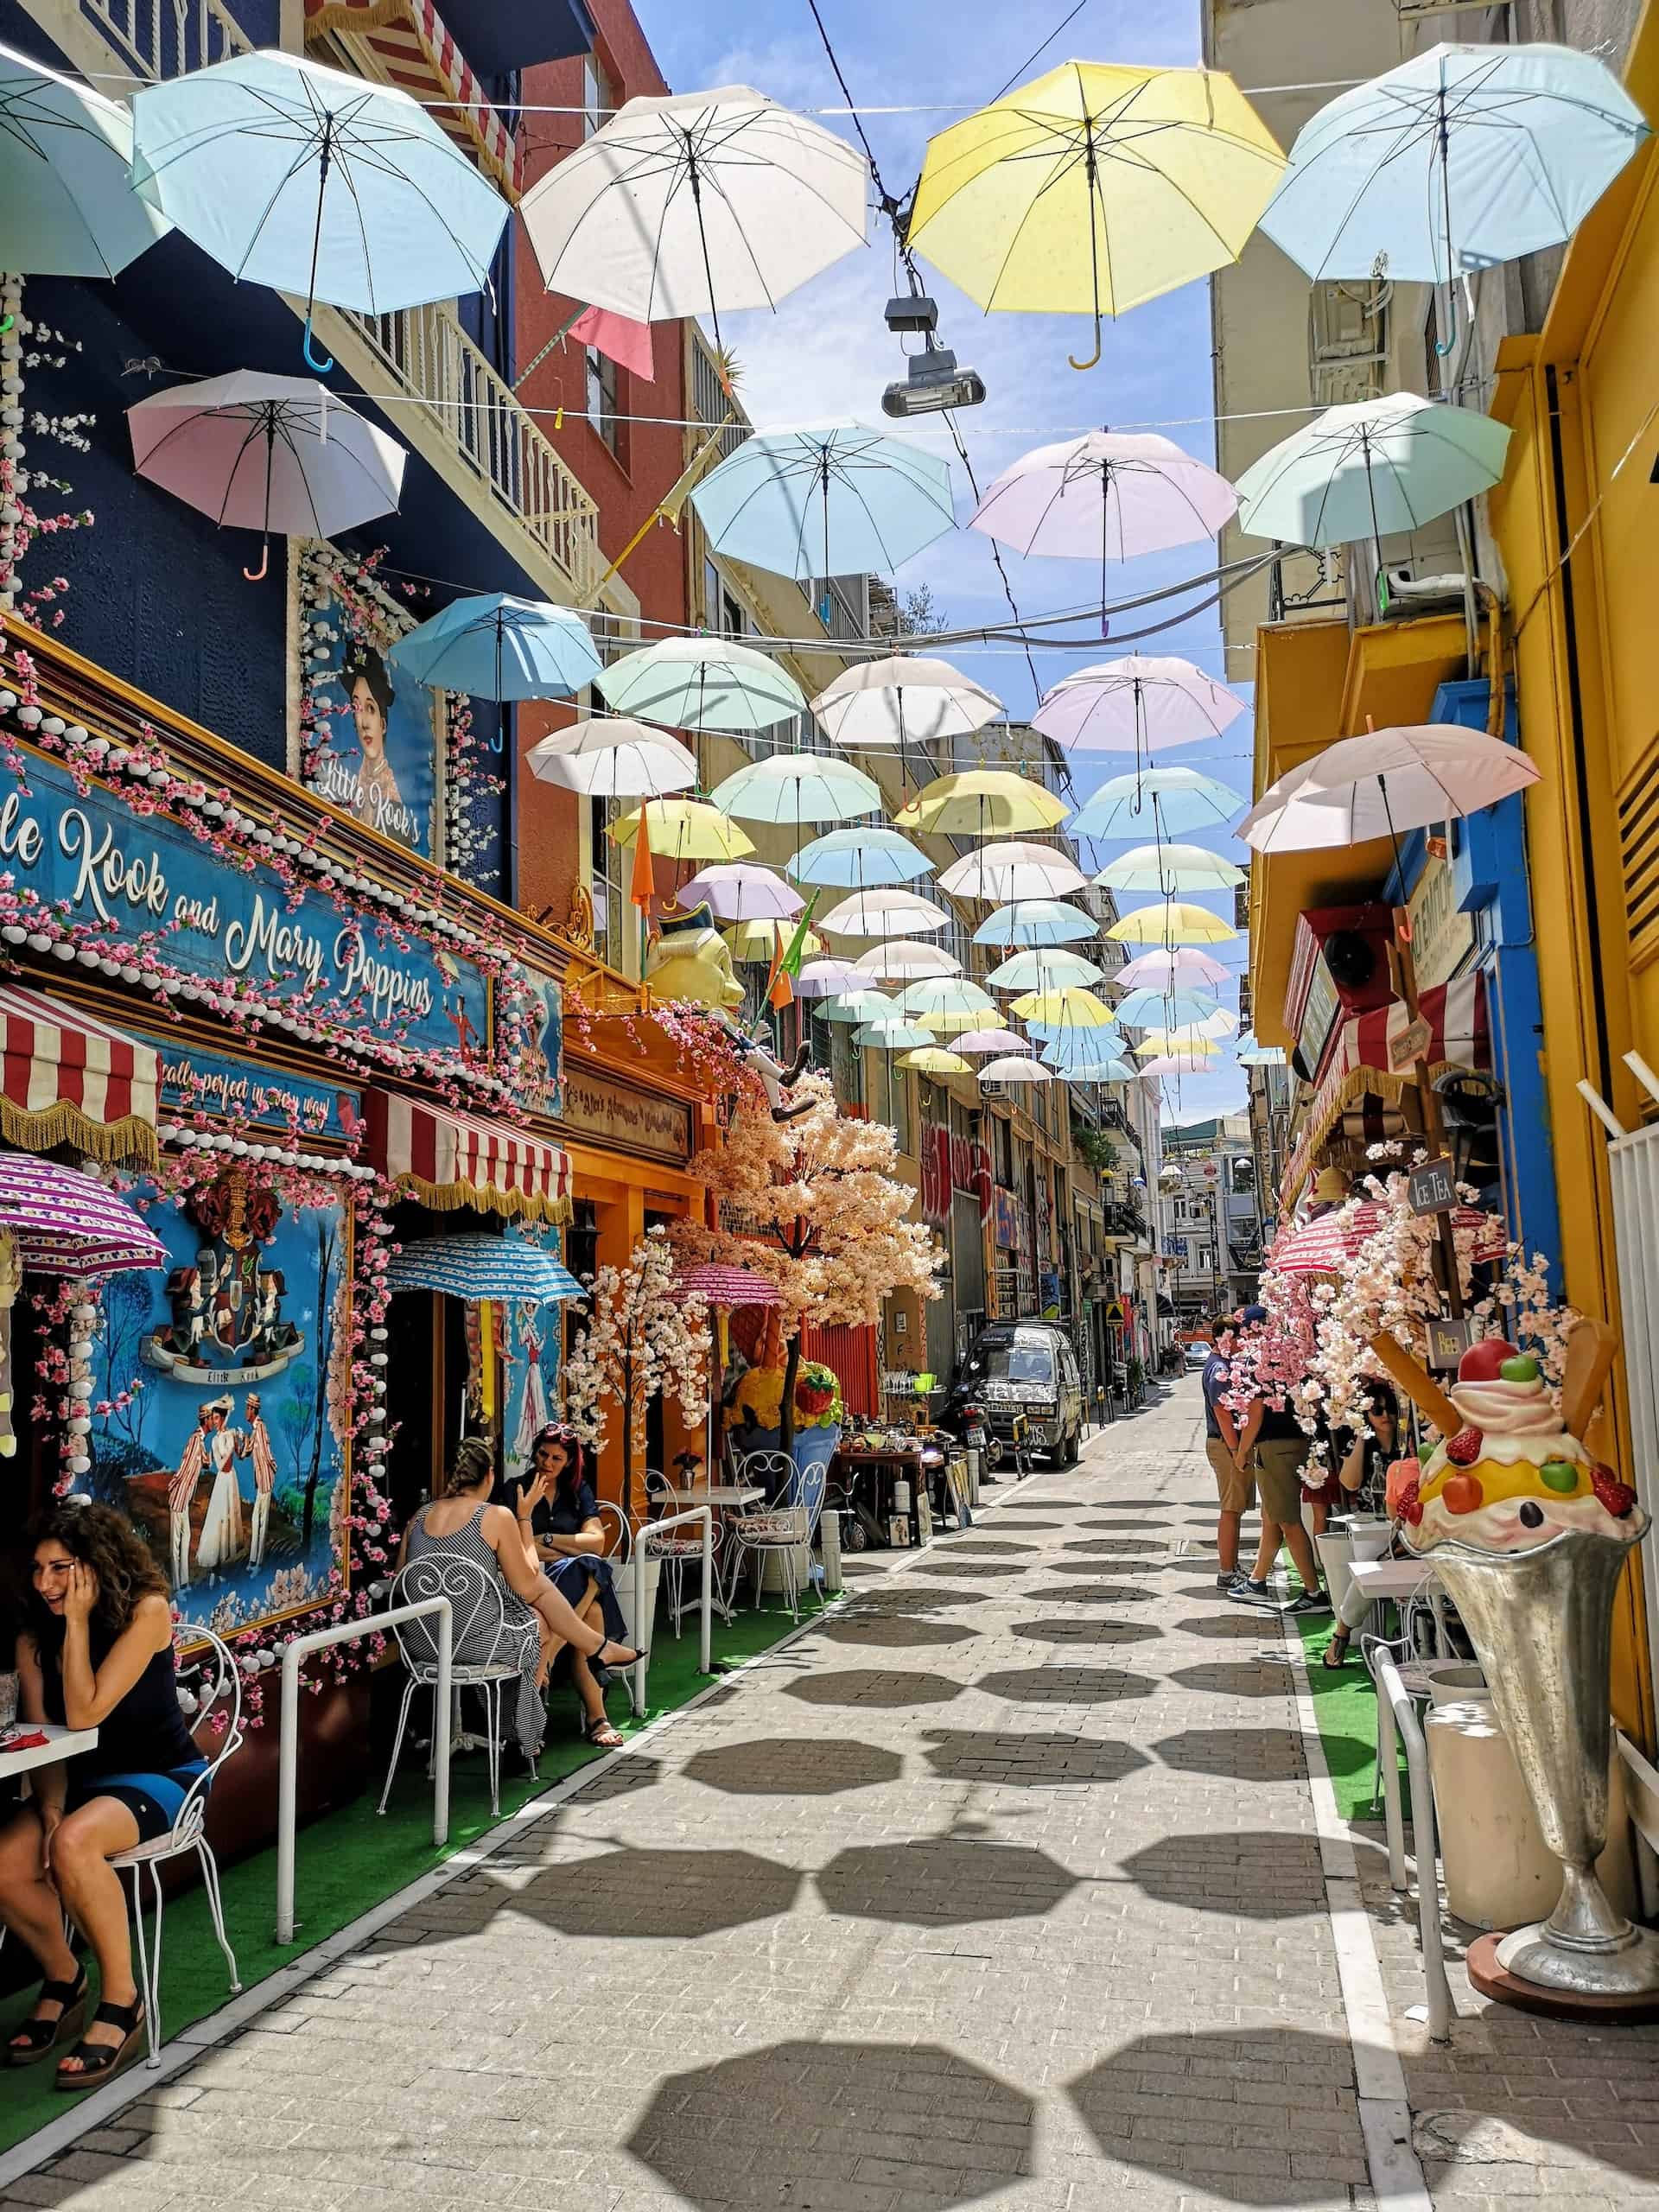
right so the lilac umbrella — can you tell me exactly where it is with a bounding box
[1033,655,1247,767]
[676,864,804,923]
[952,1027,1030,1056]
[1115,946,1232,990]
[1138,1054,1216,1078]
[0,1156,166,1275]
[794,958,863,1000]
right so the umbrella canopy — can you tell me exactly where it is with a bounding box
[1134,1028,1220,1058]
[1114,985,1222,1030]
[1137,1054,1215,1078]
[390,593,603,702]
[1009,987,1116,1029]
[674,1262,783,1307]
[609,798,755,863]
[980,1056,1054,1086]
[851,940,963,982]
[130,51,509,363]
[895,770,1068,838]
[811,656,1003,750]
[709,753,880,825]
[525,719,696,800]
[690,423,957,581]
[1109,901,1236,945]
[855,1019,938,1051]
[1114,944,1233,990]
[819,887,950,938]
[1239,724,1541,853]
[790,826,933,888]
[1236,1040,1288,1066]
[938,841,1090,901]
[677,864,804,922]
[1039,1039,1138,1080]
[1235,392,1510,551]
[1033,657,1246,753]
[987,947,1103,991]
[953,1026,1032,1056]
[900,1046,973,1076]
[1094,842,1244,893]
[1273,1202,1507,1277]
[969,430,1237,564]
[0,1157,166,1276]
[907,60,1284,357]
[727,919,825,963]
[1069,766,1245,842]
[823,988,899,1024]
[599,636,807,733]
[519,86,867,342]
[892,979,998,1035]
[128,372,405,579]
[1195,1007,1240,1039]
[1260,41,1650,286]
[793,957,862,999]
[974,899,1097,948]
[385,1235,585,1303]
[0,41,172,277]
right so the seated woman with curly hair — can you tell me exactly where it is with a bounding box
[0,1503,205,2088]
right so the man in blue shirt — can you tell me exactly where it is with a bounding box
[1200,1317,1252,1592]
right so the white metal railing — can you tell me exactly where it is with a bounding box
[276,1597,453,1945]
[78,0,251,81]
[632,1505,713,1713]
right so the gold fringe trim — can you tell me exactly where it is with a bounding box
[1283,1056,1465,1204]
[306,0,410,29]
[0,1098,157,1169]
[391,1170,572,1228]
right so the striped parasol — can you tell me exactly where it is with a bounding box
[1270,1203,1508,1279]
[384,1235,585,1303]
[0,1155,166,1275]
[674,1263,781,1307]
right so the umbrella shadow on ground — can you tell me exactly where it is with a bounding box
[1176,1614,1292,1641]
[979,1667,1159,1705]
[1066,2027,1367,2205]
[1119,1831,1329,1919]
[1170,1581,1255,1602]
[1057,1538,1166,1555]
[1154,1728,1309,1783]
[561,1751,665,1806]
[627,2039,1035,2210]
[683,1736,903,1796]
[1042,1582,1166,1605]
[998,1497,1075,1510]
[907,1560,1034,1580]
[781,1668,965,1709]
[820,1614,980,1649]
[817,1837,1079,1924]
[1166,1658,1299,1700]
[410,1845,804,1945]
[1014,1618,1162,1646]
[920,1729,1151,1785]
[942,1539,1039,1554]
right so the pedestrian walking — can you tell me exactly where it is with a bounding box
[1226,1304,1330,1614]
[1200,1316,1254,1590]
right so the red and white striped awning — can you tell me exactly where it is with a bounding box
[0,985,158,1166]
[365,1090,571,1224]
[1282,974,1489,1206]
[304,0,522,196]
[1270,1199,1508,1278]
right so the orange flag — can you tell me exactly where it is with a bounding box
[629,803,655,915]
[766,923,795,1012]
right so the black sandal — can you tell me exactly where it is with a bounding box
[596,1640,643,1669]
[6,1967,87,2067]
[1324,1626,1353,1669]
[54,1996,146,2091]
[583,1713,626,1749]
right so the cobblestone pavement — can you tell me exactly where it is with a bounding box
[9,1381,1657,2212]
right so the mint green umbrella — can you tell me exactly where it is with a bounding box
[823,989,898,1025]
[1095,842,1244,893]
[710,754,880,823]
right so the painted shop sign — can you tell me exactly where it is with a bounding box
[141,1034,359,1145]
[557,1069,692,1164]
[0,753,486,1056]
[302,563,441,858]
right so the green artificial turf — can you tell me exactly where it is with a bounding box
[0,1596,820,2156]
[1293,1611,1412,1827]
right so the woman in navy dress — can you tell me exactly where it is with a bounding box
[509,1424,628,1748]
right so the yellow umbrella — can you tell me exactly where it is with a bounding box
[1134,1027,1220,1058]
[900,1046,974,1076]
[1108,899,1236,945]
[908,62,1284,368]
[608,798,754,864]
[1009,987,1116,1028]
[894,769,1067,837]
[724,920,824,963]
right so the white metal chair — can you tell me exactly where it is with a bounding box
[594,1498,631,1566]
[378,1554,531,1821]
[642,1466,723,1637]
[729,1453,830,1623]
[108,1624,245,2069]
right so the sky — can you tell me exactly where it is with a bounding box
[634,0,1252,1121]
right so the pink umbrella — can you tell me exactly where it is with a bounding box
[953,1027,1030,1056]
[794,958,862,1000]
[675,1262,781,1306]
[0,1155,166,1275]
[1033,655,1247,761]
[1115,946,1233,990]
[569,302,655,379]
[677,864,804,922]
[970,430,1237,575]
[1239,725,1541,854]
[1137,1054,1216,1077]
[1271,1202,1508,1277]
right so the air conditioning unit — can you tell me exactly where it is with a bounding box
[1376,563,1469,620]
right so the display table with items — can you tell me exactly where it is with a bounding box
[830,1432,959,1551]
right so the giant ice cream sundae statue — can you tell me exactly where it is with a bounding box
[1390,1332,1658,2001]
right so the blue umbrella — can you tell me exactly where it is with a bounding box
[0,42,172,278]
[1114,985,1221,1030]
[1069,767,1244,842]
[974,899,1098,948]
[385,1235,585,1303]
[689,422,957,581]
[131,51,510,370]
[1261,42,1650,287]
[389,594,603,702]
[791,826,934,888]
[1039,1036,1138,1081]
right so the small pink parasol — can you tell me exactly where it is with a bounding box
[0,1155,166,1275]
[675,1263,782,1307]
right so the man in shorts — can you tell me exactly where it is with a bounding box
[1228,1305,1331,1616]
[1200,1318,1253,1592]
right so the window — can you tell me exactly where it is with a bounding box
[582,54,616,139]
[586,345,623,460]
[590,795,627,971]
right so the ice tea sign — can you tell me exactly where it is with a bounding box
[1408,1157,1458,1216]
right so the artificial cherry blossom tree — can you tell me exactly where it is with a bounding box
[563,1226,711,1516]
[672,1072,941,1452]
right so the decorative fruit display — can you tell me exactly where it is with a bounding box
[1445,1427,1484,1465]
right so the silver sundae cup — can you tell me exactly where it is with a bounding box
[1410,1510,1659,1996]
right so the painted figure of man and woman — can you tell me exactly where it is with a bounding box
[167,1392,278,1590]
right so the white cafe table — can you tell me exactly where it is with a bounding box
[0,1724,96,1780]
[1348,1556,1452,1655]
[665,1484,763,1509]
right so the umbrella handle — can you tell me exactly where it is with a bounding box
[243,541,270,584]
[302,316,334,376]
[1067,318,1103,372]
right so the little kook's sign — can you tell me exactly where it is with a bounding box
[0,752,487,1057]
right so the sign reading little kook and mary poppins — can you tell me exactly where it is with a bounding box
[1,751,488,1058]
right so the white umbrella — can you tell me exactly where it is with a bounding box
[810,655,1003,751]
[1114,945,1231,990]
[599,636,806,734]
[519,86,867,347]
[855,1020,938,1051]
[852,941,963,982]
[1195,1007,1240,1039]
[986,948,1103,992]
[709,754,880,824]
[980,1056,1052,1086]
[953,1027,1030,1056]
[937,841,1090,902]
[795,958,863,1000]
[1239,724,1541,853]
[1093,843,1245,893]
[969,430,1238,574]
[526,717,696,799]
[819,887,951,938]
[677,865,804,923]
[1033,655,1247,755]
[823,988,899,1024]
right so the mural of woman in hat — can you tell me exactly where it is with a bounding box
[193,1399,245,1582]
